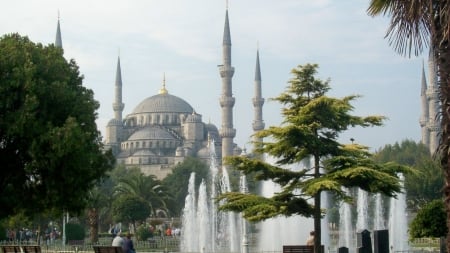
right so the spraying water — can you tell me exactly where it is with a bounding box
[374,193,385,230]
[338,189,354,251]
[180,140,241,252]
[356,189,368,231]
[389,174,409,252]
[257,155,314,251]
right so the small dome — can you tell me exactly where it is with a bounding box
[205,123,220,142]
[186,112,202,123]
[131,93,194,114]
[128,126,176,140]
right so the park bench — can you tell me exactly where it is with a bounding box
[283,245,324,253]
[1,245,41,253]
[22,246,41,253]
[93,246,124,253]
[0,246,21,253]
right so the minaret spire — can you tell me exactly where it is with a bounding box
[113,56,124,122]
[55,12,63,48]
[159,73,168,94]
[252,48,264,139]
[219,8,236,160]
[420,60,430,148]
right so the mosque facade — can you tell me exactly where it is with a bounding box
[420,47,441,155]
[96,10,264,179]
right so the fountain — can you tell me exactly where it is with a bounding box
[339,189,354,251]
[181,146,410,253]
[389,174,409,252]
[337,180,409,253]
[180,141,241,252]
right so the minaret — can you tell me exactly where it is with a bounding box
[426,46,440,154]
[105,56,125,154]
[218,8,236,160]
[252,49,265,154]
[419,61,430,148]
[113,56,125,122]
[55,14,63,48]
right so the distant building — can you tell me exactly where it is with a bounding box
[54,9,264,179]
[420,47,441,155]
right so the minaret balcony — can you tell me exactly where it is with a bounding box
[219,65,235,78]
[252,97,265,107]
[220,127,236,138]
[252,121,265,131]
[219,96,235,107]
[113,102,124,111]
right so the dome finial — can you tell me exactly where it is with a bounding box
[159,72,168,94]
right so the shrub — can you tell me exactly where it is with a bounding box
[65,223,86,243]
[136,224,153,241]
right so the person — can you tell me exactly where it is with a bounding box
[306,231,314,246]
[123,233,135,253]
[112,231,124,247]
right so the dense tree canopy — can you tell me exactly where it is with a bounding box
[0,34,115,219]
[218,63,408,252]
[374,140,444,209]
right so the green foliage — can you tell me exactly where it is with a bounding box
[112,195,151,224]
[65,223,86,242]
[373,140,444,209]
[162,157,209,216]
[0,222,6,241]
[409,199,447,239]
[218,63,407,250]
[113,167,171,217]
[0,34,115,219]
[136,224,153,240]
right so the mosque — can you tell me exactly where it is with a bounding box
[54,9,265,179]
[52,7,440,179]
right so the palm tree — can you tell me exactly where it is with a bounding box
[367,0,450,250]
[114,170,172,218]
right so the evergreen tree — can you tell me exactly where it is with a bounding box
[218,63,408,252]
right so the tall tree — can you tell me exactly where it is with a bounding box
[367,1,450,248]
[218,64,408,253]
[0,34,115,219]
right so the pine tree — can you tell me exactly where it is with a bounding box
[218,63,409,253]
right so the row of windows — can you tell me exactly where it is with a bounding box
[122,140,179,149]
[128,157,170,165]
[128,113,187,126]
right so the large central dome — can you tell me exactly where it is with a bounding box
[132,93,194,114]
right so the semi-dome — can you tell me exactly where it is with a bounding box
[128,126,176,140]
[132,93,194,114]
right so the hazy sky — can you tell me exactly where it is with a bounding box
[0,0,426,151]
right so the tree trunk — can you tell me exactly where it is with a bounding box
[314,155,322,253]
[87,208,99,243]
[432,4,450,251]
